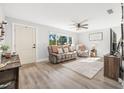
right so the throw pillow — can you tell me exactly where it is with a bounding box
[58,48,63,54]
[69,46,74,52]
[63,45,69,48]
[63,47,69,53]
[79,45,86,51]
[51,45,58,53]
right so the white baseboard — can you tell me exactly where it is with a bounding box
[36,58,49,63]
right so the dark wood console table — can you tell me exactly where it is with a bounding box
[104,54,122,81]
[0,55,21,89]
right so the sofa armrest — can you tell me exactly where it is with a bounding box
[50,53,58,56]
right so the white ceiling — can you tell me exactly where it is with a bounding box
[1,3,122,32]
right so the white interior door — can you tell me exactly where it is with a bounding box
[14,24,36,64]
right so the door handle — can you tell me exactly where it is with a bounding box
[32,44,36,48]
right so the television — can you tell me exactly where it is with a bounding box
[110,28,117,55]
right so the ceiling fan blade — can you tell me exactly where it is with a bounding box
[72,20,78,24]
[81,26,88,28]
[80,19,88,24]
[82,27,88,29]
[81,24,88,26]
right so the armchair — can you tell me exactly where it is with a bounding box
[77,44,89,57]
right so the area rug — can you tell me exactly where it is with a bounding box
[78,57,101,63]
[62,60,103,79]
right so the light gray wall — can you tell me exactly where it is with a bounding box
[5,17,78,61]
[78,26,121,57]
[0,6,4,19]
[0,5,5,45]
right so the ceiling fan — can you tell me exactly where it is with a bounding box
[70,19,88,31]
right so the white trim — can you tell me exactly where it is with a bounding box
[12,23,15,51]
[36,58,49,63]
[12,23,37,63]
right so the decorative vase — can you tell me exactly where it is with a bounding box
[2,51,7,57]
[5,52,11,59]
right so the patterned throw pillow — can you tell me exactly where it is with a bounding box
[51,45,58,53]
[69,46,75,52]
[63,45,68,48]
[63,47,69,53]
[79,45,86,51]
[58,48,63,54]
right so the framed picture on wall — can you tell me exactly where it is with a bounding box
[89,32,103,41]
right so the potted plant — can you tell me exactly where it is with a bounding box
[0,44,11,58]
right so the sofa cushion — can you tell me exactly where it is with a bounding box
[63,47,69,53]
[58,47,63,54]
[69,46,75,52]
[71,52,77,58]
[64,53,69,58]
[57,54,65,59]
[51,45,58,53]
[56,54,62,60]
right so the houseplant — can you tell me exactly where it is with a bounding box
[1,45,9,53]
[0,44,11,58]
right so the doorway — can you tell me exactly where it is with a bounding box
[13,24,36,64]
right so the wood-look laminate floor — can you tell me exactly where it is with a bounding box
[19,59,122,89]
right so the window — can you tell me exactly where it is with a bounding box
[49,33,72,45]
[68,37,72,45]
[49,34,57,45]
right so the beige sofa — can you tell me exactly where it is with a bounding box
[48,45,77,64]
